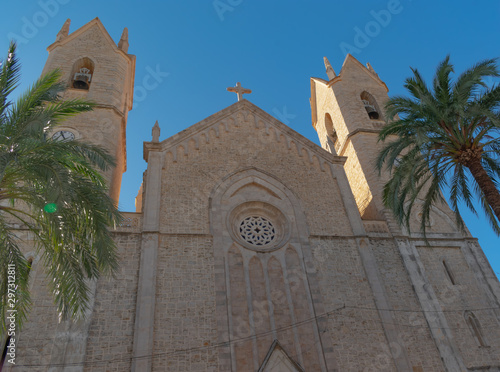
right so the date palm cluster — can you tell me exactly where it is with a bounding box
[377,56,500,236]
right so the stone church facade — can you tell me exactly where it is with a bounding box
[4,18,500,371]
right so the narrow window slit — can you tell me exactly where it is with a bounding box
[442,259,456,285]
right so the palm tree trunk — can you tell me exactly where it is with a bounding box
[467,158,500,223]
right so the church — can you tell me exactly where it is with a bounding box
[5,18,500,372]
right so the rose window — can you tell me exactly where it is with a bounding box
[229,202,289,252]
[239,216,276,246]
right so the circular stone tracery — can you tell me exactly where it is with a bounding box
[228,201,290,252]
[239,216,276,246]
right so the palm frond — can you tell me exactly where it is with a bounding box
[0,42,121,331]
[0,219,31,332]
[0,42,21,118]
[454,58,499,107]
[378,56,500,237]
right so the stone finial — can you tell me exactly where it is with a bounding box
[56,19,71,42]
[324,57,336,80]
[152,120,160,142]
[118,27,129,53]
[366,62,379,77]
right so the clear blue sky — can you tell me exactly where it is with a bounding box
[1,0,499,277]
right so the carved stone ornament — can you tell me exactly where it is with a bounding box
[228,201,290,252]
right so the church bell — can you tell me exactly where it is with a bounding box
[362,100,379,119]
[73,67,92,90]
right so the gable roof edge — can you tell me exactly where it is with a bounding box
[46,18,134,61]
[339,54,389,92]
[258,339,305,372]
[143,100,346,167]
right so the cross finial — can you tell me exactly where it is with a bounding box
[227,82,251,101]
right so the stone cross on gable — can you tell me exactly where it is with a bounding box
[227,82,252,101]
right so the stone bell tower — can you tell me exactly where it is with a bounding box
[310,54,390,221]
[310,55,500,372]
[42,18,135,204]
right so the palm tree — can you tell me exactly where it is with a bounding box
[0,42,121,331]
[377,56,500,236]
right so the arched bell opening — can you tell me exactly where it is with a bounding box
[70,57,95,90]
[360,91,382,120]
[324,113,338,154]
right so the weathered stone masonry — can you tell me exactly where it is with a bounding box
[4,18,500,372]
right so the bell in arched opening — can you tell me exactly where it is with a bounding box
[362,99,379,120]
[73,67,92,90]
[70,57,95,91]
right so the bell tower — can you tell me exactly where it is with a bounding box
[42,18,135,204]
[310,54,389,220]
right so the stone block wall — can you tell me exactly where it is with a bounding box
[417,244,500,369]
[370,238,445,371]
[84,233,141,372]
[152,235,219,372]
[3,231,140,372]
[157,105,354,238]
[311,237,398,370]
